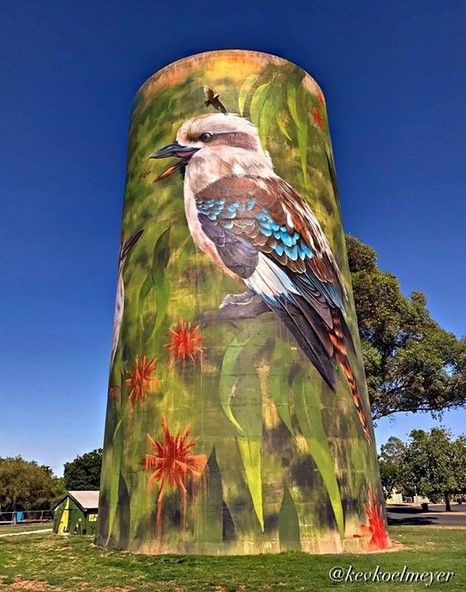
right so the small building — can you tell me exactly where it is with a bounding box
[385,490,430,506]
[53,490,99,535]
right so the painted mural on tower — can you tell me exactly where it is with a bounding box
[97,50,390,555]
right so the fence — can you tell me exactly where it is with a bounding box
[0,509,53,525]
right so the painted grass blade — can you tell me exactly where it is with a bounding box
[250,82,271,147]
[258,91,283,149]
[293,370,345,538]
[219,322,265,530]
[238,74,258,116]
[276,113,293,142]
[236,437,264,531]
[268,338,294,434]
[138,226,171,344]
[219,333,248,438]
[279,485,301,551]
[287,84,309,187]
[151,226,171,333]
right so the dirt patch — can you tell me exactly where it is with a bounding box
[0,584,131,592]
[0,580,62,591]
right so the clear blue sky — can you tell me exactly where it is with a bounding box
[1,1,465,474]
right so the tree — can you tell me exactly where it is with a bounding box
[378,436,405,494]
[64,449,102,490]
[0,457,65,512]
[400,428,466,511]
[452,435,466,497]
[347,235,466,420]
[380,436,406,463]
[379,460,400,496]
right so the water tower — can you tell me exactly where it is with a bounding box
[96,50,389,554]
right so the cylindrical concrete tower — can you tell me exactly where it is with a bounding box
[97,50,390,554]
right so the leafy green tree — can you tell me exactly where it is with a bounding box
[452,435,466,498]
[380,436,406,463]
[347,235,466,420]
[400,428,466,510]
[64,448,102,490]
[379,461,400,496]
[378,436,405,494]
[0,457,65,512]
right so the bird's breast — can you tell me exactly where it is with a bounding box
[183,185,240,282]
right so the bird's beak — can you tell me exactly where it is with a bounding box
[148,142,200,181]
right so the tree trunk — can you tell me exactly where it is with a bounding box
[445,493,451,512]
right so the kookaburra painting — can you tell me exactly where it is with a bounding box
[97,50,390,555]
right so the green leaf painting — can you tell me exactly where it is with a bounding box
[97,50,388,555]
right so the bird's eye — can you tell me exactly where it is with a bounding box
[199,132,213,142]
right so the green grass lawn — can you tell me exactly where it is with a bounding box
[0,527,464,591]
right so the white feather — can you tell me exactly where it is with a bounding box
[245,253,298,300]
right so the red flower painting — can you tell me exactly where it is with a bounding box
[126,355,158,405]
[144,417,207,545]
[167,320,204,365]
[311,106,326,130]
[354,486,391,550]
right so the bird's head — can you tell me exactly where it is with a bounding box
[149,113,265,181]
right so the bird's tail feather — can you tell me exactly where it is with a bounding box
[246,256,337,389]
[338,355,372,441]
[330,312,372,441]
[268,294,372,442]
[266,294,337,391]
[247,256,372,440]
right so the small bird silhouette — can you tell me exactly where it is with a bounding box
[149,113,371,440]
[110,229,143,366]
[203,86,227,114]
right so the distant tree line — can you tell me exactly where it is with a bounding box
[0,457,65,512]
[0,450,102,512]
[379,429,466,511]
